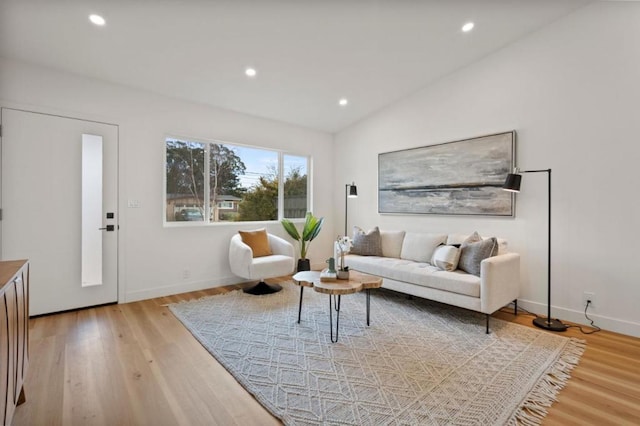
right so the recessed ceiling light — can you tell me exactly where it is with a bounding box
[338,98,348,107]
[245,67,257,77]
[462,22,474,32]
[89,14,106,26]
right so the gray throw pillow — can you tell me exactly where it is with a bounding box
[351,226,383,256]
[458,237,498,276]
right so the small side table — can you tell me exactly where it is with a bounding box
[292,270,383,342]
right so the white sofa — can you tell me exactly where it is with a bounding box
[342,230,520,333]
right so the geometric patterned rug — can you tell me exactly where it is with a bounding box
[169,281,584,425]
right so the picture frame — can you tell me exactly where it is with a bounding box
[378,131,515,216]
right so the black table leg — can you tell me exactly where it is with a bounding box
[329,294,341,343]
[297,286,304,324]
[366,289,371,326]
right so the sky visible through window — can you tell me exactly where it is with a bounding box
[235,146,307,189]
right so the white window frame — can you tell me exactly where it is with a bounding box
[163,135,311,226]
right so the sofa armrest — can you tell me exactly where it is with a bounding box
[480,253,520,314]
[229,234,254,278]
[268,234,295,258]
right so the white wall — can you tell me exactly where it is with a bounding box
[0,58,335,302]
[333,2,640,337]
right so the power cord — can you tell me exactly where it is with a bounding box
[566,300,601,334]
[500,300,601,335]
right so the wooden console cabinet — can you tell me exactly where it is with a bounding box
[0,260,29,426]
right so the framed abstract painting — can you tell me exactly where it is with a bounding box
[378,131,515,216]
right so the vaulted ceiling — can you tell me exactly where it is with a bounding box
[0,0,592,133]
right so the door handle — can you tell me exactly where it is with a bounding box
[99,225,115,231]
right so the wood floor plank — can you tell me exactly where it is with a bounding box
[14,279,640,425]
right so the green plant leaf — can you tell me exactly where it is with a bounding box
[307,217,324,241]
[281,218,301,241]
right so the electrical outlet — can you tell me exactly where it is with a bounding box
[182,269,191,279]
[583,291,595,308]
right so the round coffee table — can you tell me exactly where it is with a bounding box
[292,270,383,342]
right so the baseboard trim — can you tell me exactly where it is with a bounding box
[124,276,245,303]
[516,299,640,338]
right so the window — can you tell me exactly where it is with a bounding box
[283,154,308,219]
[217,201,234,209]
[165,137,310,223]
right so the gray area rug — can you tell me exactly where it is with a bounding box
[169,282,584,425]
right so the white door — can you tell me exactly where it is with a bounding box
[1,108,118,315]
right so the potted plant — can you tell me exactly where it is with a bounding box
[281,212,324,271]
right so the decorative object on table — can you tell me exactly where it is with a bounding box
[281,211,324,272]
[336,235,352,279]
[170,283,585,425]
[344,182,358,236]
[503,167,567,331]
[228,231,295,295]
[319,267,337,281]
[336,269,350,280]
[378,130,515,216]
[325,257,337,274]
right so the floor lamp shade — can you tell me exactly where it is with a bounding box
[345,182,358,237]
[502,173,522,192]
[502,168,567,332]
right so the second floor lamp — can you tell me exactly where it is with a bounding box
[345,182,358,237]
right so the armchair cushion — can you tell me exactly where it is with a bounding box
[238,228,272,257]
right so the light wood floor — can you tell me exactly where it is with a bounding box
[14,277,640,425]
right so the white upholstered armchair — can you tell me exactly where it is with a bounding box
[229,232,295,295]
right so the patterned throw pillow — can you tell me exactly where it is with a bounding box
[351,226,383,256]
[458,235,498,276]
[430,245,461,271]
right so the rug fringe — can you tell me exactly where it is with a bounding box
[508,338,586,426]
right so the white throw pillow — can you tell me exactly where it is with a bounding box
[430,245,461,271]
[400,233,447,263]
[380,230,405,258]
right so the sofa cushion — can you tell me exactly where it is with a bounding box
[351,226,383,256]
[345,254,480,298]
[431,245,461,271]
[400,232,447,263]
[380,230,405,258]
[238,228,272,257]
[458,237,498,276]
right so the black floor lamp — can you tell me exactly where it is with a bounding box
[345,182,358,236]
[503,168,567,332]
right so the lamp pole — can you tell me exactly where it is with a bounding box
[345,184,349,237]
